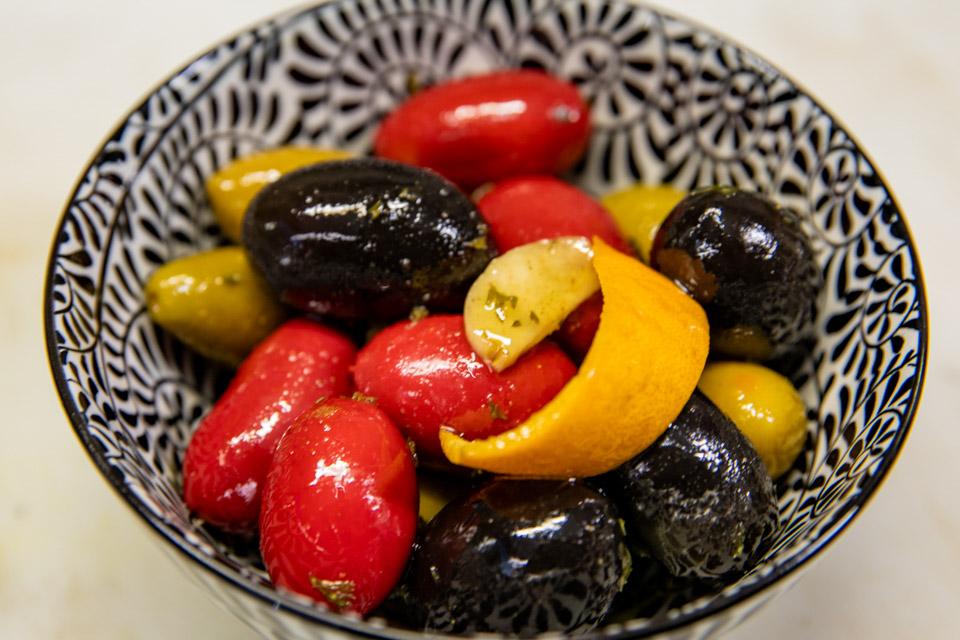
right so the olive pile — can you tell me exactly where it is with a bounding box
[145,69,822,637]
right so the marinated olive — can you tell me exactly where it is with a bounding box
[144,246,286,365]
[259,397,418,615]
[600,182,687,263]
[374,70,591,190]
[610,390,779,579]
[243,158,495,319]
[698,360,808,479]
[651,188,822,363]
[354,314,576,463]
[182,318,356,533]
[405,478,631,636]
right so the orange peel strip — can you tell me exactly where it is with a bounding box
[440,237,709,477]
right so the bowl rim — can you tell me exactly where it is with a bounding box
[43,0,930,637]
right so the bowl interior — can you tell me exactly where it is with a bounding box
[45,0,926,637]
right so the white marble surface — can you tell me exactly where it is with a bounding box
[1,0,956,638]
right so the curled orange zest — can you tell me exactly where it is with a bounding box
[440,237,709,477]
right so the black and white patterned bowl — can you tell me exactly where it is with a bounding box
[44,0,927,638]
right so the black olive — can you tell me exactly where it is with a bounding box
[651,188,821,363]
[609,390,779,580]
[242,157,495,319]
[405,478,630,637]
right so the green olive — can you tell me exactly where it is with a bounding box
[697,361,808,479]
[144,246,287,365]
[600,182,687,263]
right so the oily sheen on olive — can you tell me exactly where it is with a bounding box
[242,158,495,319]
[611,391,780,579]
[651,188,822,364]
[405,478,630,636]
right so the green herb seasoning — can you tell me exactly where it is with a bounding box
[485,285,518,323]
[467,235,488,251]
[488,401,508,420]
[309,577,356,611]
[409,305,430,322]
[350,391,378,405]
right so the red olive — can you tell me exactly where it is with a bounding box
[555,291,604,363]
[259,397,418,614]
[353,314,577,462]
[476,175,632,254]
[181,318,356,533]
[373,70,590,190]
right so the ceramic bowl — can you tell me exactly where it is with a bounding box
[44,0,927,638]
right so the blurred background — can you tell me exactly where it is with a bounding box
[1,0,955,638]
